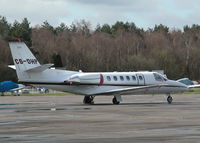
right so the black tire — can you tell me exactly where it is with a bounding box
[167,96,173,104]
[112,97,120,105]
[83,96,94,104]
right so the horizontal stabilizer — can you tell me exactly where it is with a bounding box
[8,65,16,70]
[25,64,54,72]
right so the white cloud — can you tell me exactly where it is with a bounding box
[69,0,160,12]
[0,0,69,26]
[0,0,200,29]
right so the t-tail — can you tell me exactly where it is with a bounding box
[8,38,41,82]
[8,38,77,83]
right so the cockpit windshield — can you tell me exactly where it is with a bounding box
[153,73,167,82]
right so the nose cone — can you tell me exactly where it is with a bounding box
[168,80,186,87]
[169,80,189,92]
[177,81,188,88]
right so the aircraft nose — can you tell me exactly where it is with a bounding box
[167,80,188,92]
[177,81,188,88]
[175,80,189,91]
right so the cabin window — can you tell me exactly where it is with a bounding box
[120,76,124,81]
[113,76,118,81]
[132,76,136,80]
[153,73,163,81]
[139,76,143,80]
[126,76,130,81]
[107,76,111,81]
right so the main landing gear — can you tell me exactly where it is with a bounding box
[112,95,122,105]
[112,97,120,104]
[166,94,173,104]
[83,96,94,104]
[83,95,123,105]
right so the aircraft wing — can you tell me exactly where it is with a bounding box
[94,84,167,95]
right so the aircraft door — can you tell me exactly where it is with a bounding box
[136,74,145,85]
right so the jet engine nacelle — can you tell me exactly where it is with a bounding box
[66,73,104,85]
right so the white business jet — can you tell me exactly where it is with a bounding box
[8,38,192,104]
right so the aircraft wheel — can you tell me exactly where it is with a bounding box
[112,97,120,105]
[167,95,173,104]
[83,96,94,104]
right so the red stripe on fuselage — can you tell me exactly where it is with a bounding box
[99,74,104,85]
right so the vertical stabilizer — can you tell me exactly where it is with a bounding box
[8,38,40,81]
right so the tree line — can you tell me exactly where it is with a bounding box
[0,15,200,82]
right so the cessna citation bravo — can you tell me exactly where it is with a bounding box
[8,38,193,104]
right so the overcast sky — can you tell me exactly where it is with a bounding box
[1,0,200,29]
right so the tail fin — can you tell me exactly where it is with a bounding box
[8,38,41,81]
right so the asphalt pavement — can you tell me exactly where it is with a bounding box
[0,94,200,143]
